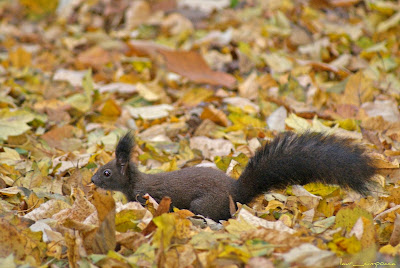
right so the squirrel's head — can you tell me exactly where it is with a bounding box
[91,132,136,190]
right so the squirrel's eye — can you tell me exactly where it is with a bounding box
[103,169,111,177]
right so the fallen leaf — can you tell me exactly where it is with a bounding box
[190,136,234,159]
[335,207,373,233]
[24,199,71,221]
[53,69,86,87]
[236,209,295,234]
[0,148,21,166]
[267,106,288,131]
[65,70,94,113]
[281,243,339,266]
[159,49,236,88]
[377,11,400,33]
[0,214,46,264]
[76,46,120,70]
[200,106,229,127]
[0,109,35,140]
[179,88,214,106]
[97,82,137,94]
[263,53,293,73]
[90,190,116,254]
[125,0,151,30]
[361,100,400,123]
[41,125,75,149]
[100,99,122,117]
[223,97,260,113]
[125,104,174,120]
[142,197,171,236]
[389,213,400,246]
[238,72,259,100]
[8,47,31,68]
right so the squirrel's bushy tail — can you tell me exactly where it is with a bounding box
[235,132,377,204]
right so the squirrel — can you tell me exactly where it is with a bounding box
[91,131,377,221]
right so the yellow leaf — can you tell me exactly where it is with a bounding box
[174,216,192,240]
[330,236,361,254]
[20,0,58,18]
[179,88,214,106]
[100,99,121,117]
[285,113,310,132]
[317,199,335,218]
[0,109,35,140]
[152,213,176,249]
[264,200,285,211]
[357,217,376,249]
[127,243,155,265]
[115,209,147,232]
[335,207,373,233]
[0,148,21,165]
[379,244,400,256]
[137,82,166,102]
[0,214,46,264]
[200,106,229,127]
[8,47,31,68]
[336,118,358,131]
[303,183,339,197]
[218,244,251,263]
[225,218,256,236]
[228,113,265,130]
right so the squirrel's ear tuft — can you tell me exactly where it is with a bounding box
[116,132,134,175]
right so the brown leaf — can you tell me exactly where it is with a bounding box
[301,60,351,78]
[329,0,361,7]
[116,231,147,251]
[343,72,374,106]
[41,125,75,150]
[0,217,29,259]
[54,188,97,223]
[90,190,116,254]
[33,99,71,123]
[129,40,169,58]
[76,46,120,70]
[159,50,236,88]
[389,214,400,246]
[0,214,45,264]
[65,230,80,268]
[200,106,229,127]
[0,177,6,189]
[129,41,236,88]
[125,0,151,30]
[142,196,171,236]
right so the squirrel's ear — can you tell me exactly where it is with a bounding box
[116,132,134,175]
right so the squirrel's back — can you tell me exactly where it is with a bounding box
[234,132,377,204]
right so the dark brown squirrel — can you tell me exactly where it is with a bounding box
[91,131,377,221]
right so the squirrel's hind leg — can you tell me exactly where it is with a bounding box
[189,195,231,222]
